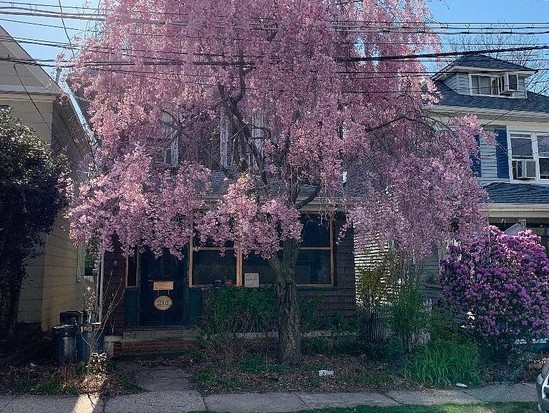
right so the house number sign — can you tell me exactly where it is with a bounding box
[154,295,173,311]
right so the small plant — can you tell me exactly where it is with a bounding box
[238,354,289,374]
[388,282,429,353]
[303,337,331,355]
[192,370,220,388]
[403,339,481,387]
[299,296,323,332]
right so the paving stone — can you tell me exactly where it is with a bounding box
[0,394,100,413]
[134,366,192,391]
[0,396,16,412]
[463,384,537,402]
[205,392,307,413]
[105,390,205,413]
[385,389,481,405]
[297,392,398,409]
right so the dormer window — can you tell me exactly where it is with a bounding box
[471,75,498,95]
[470,73,520,97]
[498,74,518,95]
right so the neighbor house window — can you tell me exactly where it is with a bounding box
[190,214,334,287]
[471,75,498,95]
[509,132,549,181]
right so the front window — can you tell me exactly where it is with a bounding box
[191,214,334,287]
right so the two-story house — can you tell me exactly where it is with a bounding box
[0,26,90,340]
[429,54,549,245]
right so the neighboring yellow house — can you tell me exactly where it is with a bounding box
[0,26,90,333]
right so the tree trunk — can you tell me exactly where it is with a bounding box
[276,277,301,364]
[271,239,302,364]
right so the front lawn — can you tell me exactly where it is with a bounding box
[298,403,536,413]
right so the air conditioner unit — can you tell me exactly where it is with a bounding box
[514,159,536,179]
[499,74,519,95]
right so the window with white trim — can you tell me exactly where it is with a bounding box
[509,132,549,181]
[470,73,520,96]
[471,75,498,96]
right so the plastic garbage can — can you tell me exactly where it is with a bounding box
[53,324,77,364]
[76,322,104,363]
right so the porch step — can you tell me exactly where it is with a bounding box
[113,328,198,356]
[122,328,198,343]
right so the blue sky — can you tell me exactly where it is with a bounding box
[1,0,549,77]
[428,0,549,24]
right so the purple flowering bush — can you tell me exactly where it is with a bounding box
[440,226,549,356]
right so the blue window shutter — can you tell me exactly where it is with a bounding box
[471,135,481,177]
[495,128,509,178]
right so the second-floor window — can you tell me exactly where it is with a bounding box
[470,73,519,96]
[510,132,549,181]
[471,75,498,95]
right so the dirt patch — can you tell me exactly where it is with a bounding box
[0,358,141,397]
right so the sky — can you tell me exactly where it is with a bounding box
[1,0,549,78]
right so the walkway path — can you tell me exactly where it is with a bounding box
[0,383,537,413]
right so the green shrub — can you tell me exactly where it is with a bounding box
[201,287,277,336]
[383,336,407,360]
[198,287,277,361]
[237,354,288,374]
[303,337,331,355]
[299,296,323,331]
[403,339,481,387]
[388,283,429,353]
[192,370,220,388]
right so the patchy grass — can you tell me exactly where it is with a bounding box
[278,403,536,413]
[187,352,410,394]
[0,359,141,397]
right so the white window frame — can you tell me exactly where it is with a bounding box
[469,73,521,98]
[508,131,549,183]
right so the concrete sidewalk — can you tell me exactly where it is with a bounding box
[0,383,538,413]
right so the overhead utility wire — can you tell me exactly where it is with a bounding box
[7,6,549,36]
[336,45,549,62]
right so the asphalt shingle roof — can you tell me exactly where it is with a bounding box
[485,182,549,204]
[434,80,549,113]
[450,54,534,72]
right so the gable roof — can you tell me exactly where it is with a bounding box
[433,80,549,114]
[485,182,549,204]
[0,26,60,95]
[450,54,535,72]
[432,54,536,82]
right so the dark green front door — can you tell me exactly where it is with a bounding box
[138,249,187,326]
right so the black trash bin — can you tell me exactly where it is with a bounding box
[60,310,84,325]
[76,323,104,363]
[53,324,77,364]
